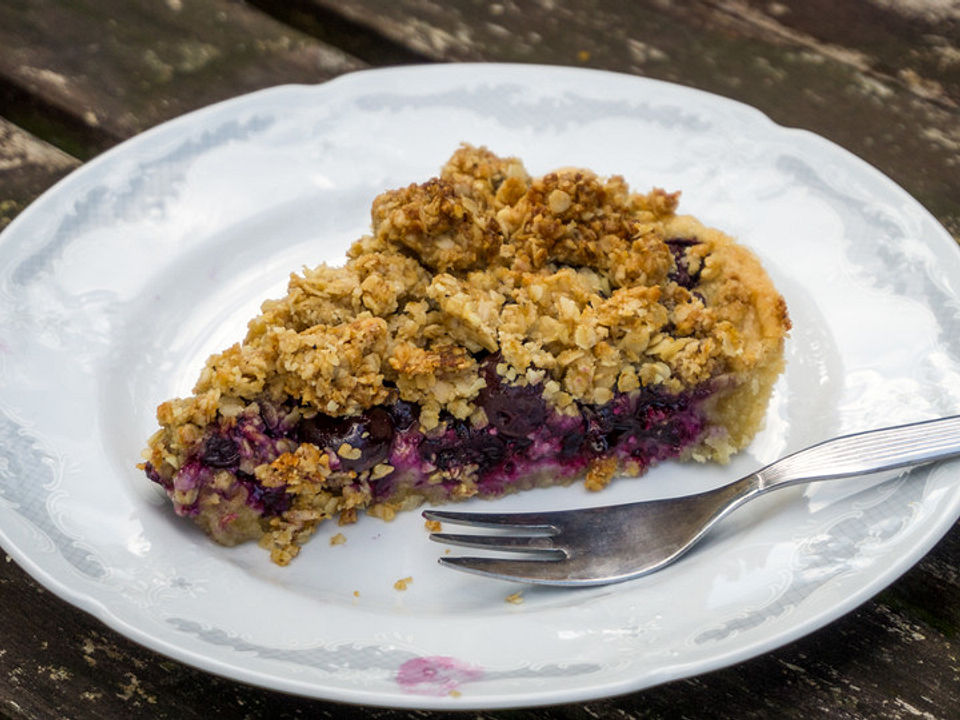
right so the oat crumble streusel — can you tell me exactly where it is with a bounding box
[140,145,790,565]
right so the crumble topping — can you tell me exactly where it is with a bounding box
[180,145,787,425]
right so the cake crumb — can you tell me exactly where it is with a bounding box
[352,590,360,598]
[394,576,413,591]
[505,591,524,605]
[337,443,362,460]
[370,462,395,479]
[584,456,618,491]
[449,689,462,698]
[424,519,442,532]
[330,532,346,546]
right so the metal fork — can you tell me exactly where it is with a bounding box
[422,415,960,586]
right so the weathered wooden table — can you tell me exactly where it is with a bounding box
[1,2,958,718]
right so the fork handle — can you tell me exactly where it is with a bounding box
[755,415,960,490]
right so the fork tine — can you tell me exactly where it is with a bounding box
[429,532,564,556]
[422,508,558,531]
[440,554,669,586]
[439,555,577,585]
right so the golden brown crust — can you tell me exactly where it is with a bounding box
[371,178,503,273]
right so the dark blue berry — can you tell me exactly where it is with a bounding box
[143,462,172,491]
[582,403,629,453]
[365,407,395,444]
[560,432,584,458]
[666,237,702,290]
[452,419,471,439]
[478,355,547,439]
[298,408,395,473]
[420,422,506,473]
[202,435,240,468]
[238,472,291,516]
[433,447,459,470]
[389,400,419,431]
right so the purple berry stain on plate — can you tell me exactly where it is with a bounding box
[396,656,484,696]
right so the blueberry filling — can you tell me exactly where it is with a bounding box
[143,461,170,491]
[298,407,394,473]
[202,435,240,468]
[419,419,508,474]
[560,430,585,459]
[147,232,716,520]
[388,400,420,431]
[238,473,291,515]
[666,237,702,290]
[478,357,546,438]
[149,372,712,518]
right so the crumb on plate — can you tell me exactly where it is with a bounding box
[394,576,413,591]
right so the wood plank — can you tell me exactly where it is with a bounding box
[0,0,364,145]
[245,0,432,66]
[292,0,960,241]
[732,0,960,106]
[0,117,79,230]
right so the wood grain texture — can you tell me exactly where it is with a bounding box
[291,0,960,240]
[734,0,960,106]
[0,0,363,144]
[0,118,78,230]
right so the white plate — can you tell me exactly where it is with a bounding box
[1,64,959,710]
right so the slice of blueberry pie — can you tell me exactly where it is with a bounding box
[141,145,790,564]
